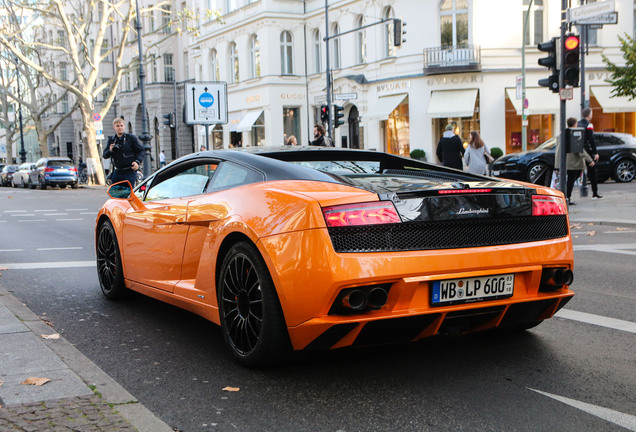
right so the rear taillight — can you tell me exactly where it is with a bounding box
[70,166,77,172]
[44,167,54,173]
[532,195,567,216]
[322,201,401,227]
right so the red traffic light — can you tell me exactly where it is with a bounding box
[564,35,579,50]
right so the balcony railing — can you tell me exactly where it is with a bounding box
[423,45,481,75]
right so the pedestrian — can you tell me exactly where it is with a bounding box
[286,135,298,145]
[464,131,491,175]
[578,108,603,199]
[436,124,465,170]
[310,124,333,146]
[554,118,595,205]
[200,145,206,152]
[102,117,144,186]
[159,150,166,167]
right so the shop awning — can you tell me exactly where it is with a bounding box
[591,86,636,113]
[363,94,408,120]
[427,89,478,118]
[237,110,263,132]
[505,88,559,115]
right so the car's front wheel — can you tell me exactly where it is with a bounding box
[96,220,127,299]
[527,161,549,185]
[613,158,635,183]
[218,241,289,367]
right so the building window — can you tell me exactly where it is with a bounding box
[211,49,220,81]
[101,78,109,101]
[283,107,300,144]
[313,29,321,73]
[356,15,366,64]
[161,6,171,33]
[440,0,469,48]
[523,0,544,45]
[149,6,155,31]
[229,42,239,83]
[384,7,395,58]
[280,31,293,75]
[59,62,67,81]
[250,34,261,78]
[227,0,238,13]
[151,55,158,82]
[164,53,175,82]
[61,93,69,113]
[331,23,341,69]
[57,30,66,47]
[251,112,265,146]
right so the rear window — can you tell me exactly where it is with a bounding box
[289,160,381,174]
[47,160,73,167]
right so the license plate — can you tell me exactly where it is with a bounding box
[492,170,501,176]
[431,274,514,306]
[57,169,68,172]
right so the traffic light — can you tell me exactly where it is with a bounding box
[393,19,406,47]
[163,112,175,128]
[562,34,580,87]
[537,37,560,93]
[320,105,329,123]
[334,105,345,128]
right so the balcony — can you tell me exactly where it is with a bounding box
[423,45,481,75]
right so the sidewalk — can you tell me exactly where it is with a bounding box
[0,180,634,431]
[0,286,173,432]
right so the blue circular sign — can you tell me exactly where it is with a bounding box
[199,92,214,108]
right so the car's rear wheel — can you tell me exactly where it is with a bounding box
[527,162,548,185]
[218,241,289,367]
[71,182,79,189]
[39,178,47,190]
[613,158,635,183]
[28,179,35,189]
[96,220,127,299]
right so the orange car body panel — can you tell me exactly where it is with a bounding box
[96,179,574,351]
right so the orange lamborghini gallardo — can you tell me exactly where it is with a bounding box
[96,147,574,366]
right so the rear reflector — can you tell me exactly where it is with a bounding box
[532,195,567,216]
[322,201,401,227]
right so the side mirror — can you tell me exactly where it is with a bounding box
[107,181,132,199]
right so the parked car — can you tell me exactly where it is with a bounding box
[96,147,574,366]
[491,132,636,185]
[11,162,36,188]
[0,165,18,186]
[29,157,79,189]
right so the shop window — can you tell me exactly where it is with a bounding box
[283,107,300,145]
[251,112,265,146]
[385,97,410,157]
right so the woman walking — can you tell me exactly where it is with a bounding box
[464,131,491,175]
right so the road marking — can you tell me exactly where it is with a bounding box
[44,213,68,216]
[56,218,84,221]
[36,247,83,251]
[574,243,636,256]
[66,208,89,211]
[529,389,636,431]
[80,212,96,215]
[0,261,95,269]
[3,210,26,213]
[11,214,35,217]
[0,249,23,252]
[17,219,46,223]
[34,209,58,212]
[556,309,636,334]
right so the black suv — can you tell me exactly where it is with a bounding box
[492,132,636,184]
[29,157,79,189]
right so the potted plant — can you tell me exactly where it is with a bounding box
[410,149,427,161]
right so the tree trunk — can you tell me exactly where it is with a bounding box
[80,109,105,185]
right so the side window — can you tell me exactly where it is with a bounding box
[207,161,263,191]
[145,162,218,201]
[594,134,615,147]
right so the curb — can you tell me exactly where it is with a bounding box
[0,287,173,432]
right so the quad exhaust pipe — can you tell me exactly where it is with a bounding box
[540,267,573,291]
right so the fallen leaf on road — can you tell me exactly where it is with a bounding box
[222,386,240,392]
[586,223,594,226]
[0,267,7,271]
[570,224,582,230]
[586,231,596,236]
[0,380,4,386]
[22,377,51,386]
[41,333,60,340]
[616,227,629,231]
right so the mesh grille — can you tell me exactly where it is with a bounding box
[328,215,568,253]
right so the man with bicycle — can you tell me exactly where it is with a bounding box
[103,118,144,186]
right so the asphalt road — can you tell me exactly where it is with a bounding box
[0,184,634,432]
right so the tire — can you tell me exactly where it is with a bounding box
[527,162,548,185]
[613,158,635,183]
[11,179,16,188]
[71,182,79,189]
[28,179,36,189]
[39,178,47,190]
[218,241,289,367]
[96,220,127,300]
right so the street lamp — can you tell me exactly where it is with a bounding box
[13,55,27,163]
[135,0,152,177]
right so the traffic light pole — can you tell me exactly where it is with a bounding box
[324,0,333,138]
[558,0,567,196]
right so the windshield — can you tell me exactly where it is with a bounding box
[536,137,557,150]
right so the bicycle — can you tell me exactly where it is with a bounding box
[79,168,88,185]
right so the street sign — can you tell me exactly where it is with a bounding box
[560,88,574,100]
[574,12,617,25]
[334,93,358,101]
[93,113,102,122]
[568,0,614,22]
[524,98,529,109]
[185,82,228,125]
[314,95,327,103]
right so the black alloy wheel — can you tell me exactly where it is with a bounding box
[39,177,47,190]
[613,158,635,183]
[96,220,126,299]
[218,241,289,367]
[28,178,35,189]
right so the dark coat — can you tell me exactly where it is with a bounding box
[103,133,144,172]
[577,118,597,154]
[436,134,465,170]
